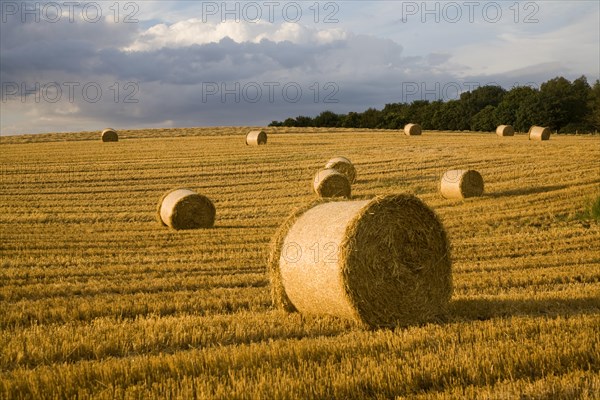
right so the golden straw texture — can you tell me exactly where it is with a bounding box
[404,123,422,136]
[246,130,268,145]
[440,170,484,199]
[496,125,515,137]
[313,169,351,198]
[157,189,216,230]
[269,194,452,328]
[325,156,357,183]
[529,126,551,141]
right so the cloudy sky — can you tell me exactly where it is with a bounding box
[1,1,598,135]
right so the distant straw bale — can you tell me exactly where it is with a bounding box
[324,156,357,183]
[528,126,551,141]
[157,189,215,230]
[101,128,118,142]
[268,194,452,328]
[440,170,484,199]
[246,130,267,145]
[496,125,514,137]
[313,169,351,198]
[404,123,422,136]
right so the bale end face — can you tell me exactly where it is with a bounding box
[269,194,452,328]
[440,170,484,199]
[404,123,422,136]
[246,130,268,145]
[324,156,357,183]
[101,128,119,142]
[157,189,216,230]
[313,169,351,198]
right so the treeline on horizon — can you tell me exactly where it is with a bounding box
[269,76,600,133]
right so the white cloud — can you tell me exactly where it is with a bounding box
[124,19,348,51]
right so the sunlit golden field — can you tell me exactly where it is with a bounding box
[1,128,599,399]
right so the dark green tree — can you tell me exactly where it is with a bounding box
[294,116,314,127]
[570,75,592,124]
[425,100,445,130]
[471,105,497,131]
[282,117,296,127]
[439,100,470,130]
[271,75,596,133]
[493,86,540,131]
[406,100,430,125]
[379,103,407,129]
[341,112,361,128]
[313,111,340,127]
[359,108,382,129]
[588,80,600,130]
[539,76,591,131]
[461,85,506,120]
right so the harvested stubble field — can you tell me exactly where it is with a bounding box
[1,128,599,399]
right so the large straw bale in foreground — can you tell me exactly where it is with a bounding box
[496,125,514,136]
[404,123,422,136]
[101,128,118,142]
[528,126,551,141]
[325,156,357,183]
[246,130,267,145]
[313,169,351,198]
[440,170,484,199]
[268,194,452,328]
[157,189,215,230]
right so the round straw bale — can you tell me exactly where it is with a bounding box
[440,170,484,199]
[101,128,118,142]
[313,169,351,198]
[246,130,267,145]
[268,194,452,328]
[324,156,356,183]
[404,123,422,136]
[157,189,215,230]
[496,125,514,136]
[528,126,551,141]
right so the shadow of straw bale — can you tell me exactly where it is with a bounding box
[487,184,569,198]
[449,296,600,322]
